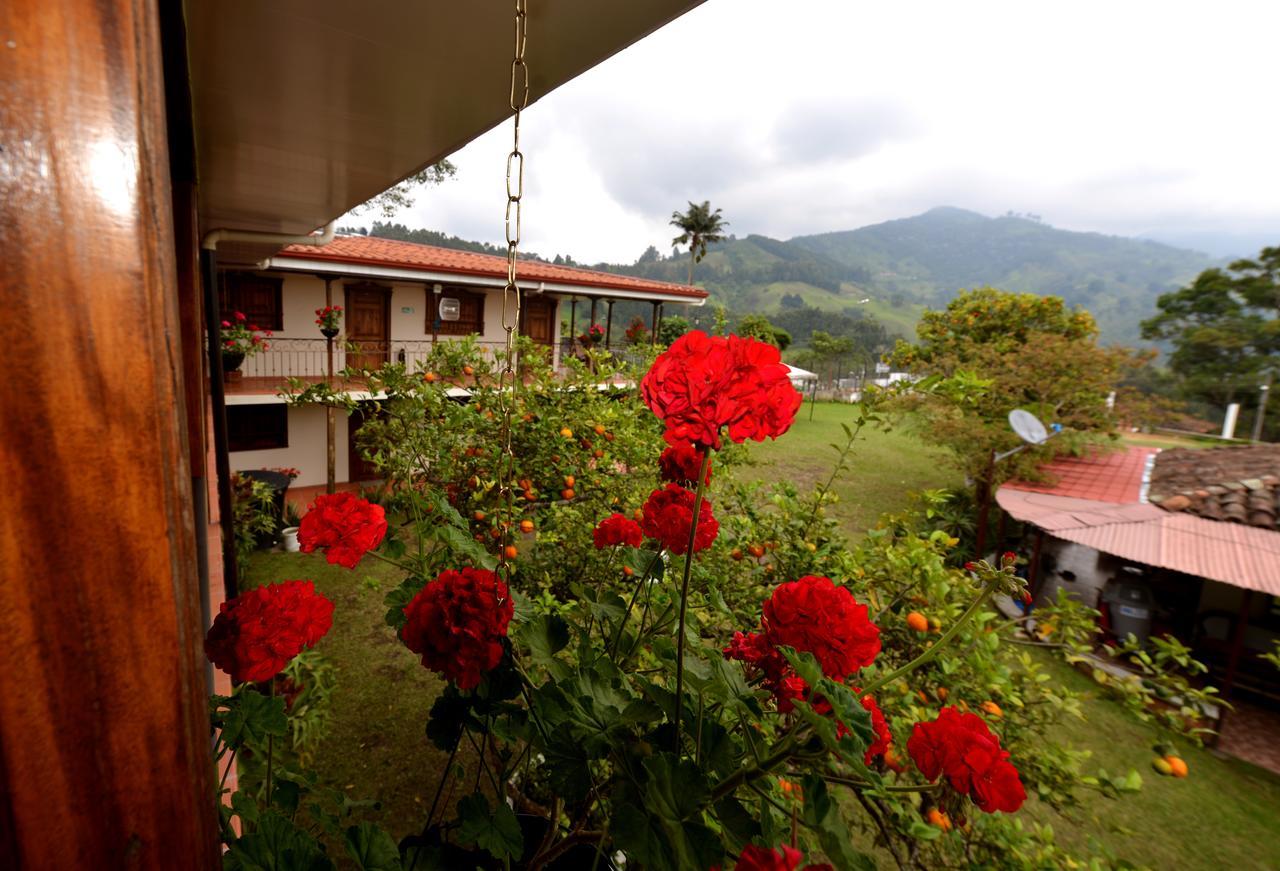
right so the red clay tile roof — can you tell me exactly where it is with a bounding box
[276,235,707,300]
[1149,445,1280,531]
[1001,446,1158,504]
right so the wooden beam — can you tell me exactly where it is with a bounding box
[0,0,219,865]
[1223,589,1255,700]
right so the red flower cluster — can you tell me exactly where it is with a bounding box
[658,442,712,487]
[762,576,881,679]
[401,568,514,690]
[593,513,644,549]
[907,706,1026,813]
[298,492,388,568]
[641,484,719,554]
[315,304,343,328]
[727,844,831,871]
[204,580,334,683]
[640,331,801,450]
[861,693,893,765]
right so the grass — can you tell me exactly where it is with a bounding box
[739,401,960,536]
[1021,649,1280,870]
[243,552,474,841]
[1119,431,1223,451]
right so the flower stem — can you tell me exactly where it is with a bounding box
[265,680,276,807]
[672,447,712,755]
[861,577,999,697]
[610,550,665,657]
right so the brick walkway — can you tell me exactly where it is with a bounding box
[1216,699,1280,774]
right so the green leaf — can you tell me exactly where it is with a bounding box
[424,688,473,752]
[642,753,710,823]
[713,796,760,852]
[383,575,428,630]
[224,810,335,871]
[455,793,523,862]
[543,731,594,803]
[515,613,570,668]
[612,803,722,871]
[220,689,288,751]
[801,775,877,871]
[907,819,943,841]
[342,822,402,871]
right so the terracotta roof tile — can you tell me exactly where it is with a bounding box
[276,235,707,300]
[1149,445,1280,531]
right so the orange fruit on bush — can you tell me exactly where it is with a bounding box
[503,545,518,560]
[906,612,929,633]
[423,371,437,383]
[981,701,1003,719]
[560,427,573,439]
[633,509,643,521]
[519,519,535,534]
[473,510,486,521]
[936,686,949,702]
[594,424,607,435]
[925,808,952,832]
[731,548,744,561]
[489,528,502,540]
[462,365,474,376]
[604,432,615,442]
[622,566,634,577]
[564,474,576,488]
[883,748,906,773]
[594,449,605,458]
[561,488,575,500]
[1166,756,1188,778]
[747,544,765,558]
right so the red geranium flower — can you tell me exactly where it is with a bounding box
[641,483,719,554]
[401,567,514,690]
[861,693,892,766]
[641,330,801,450]
[658,441,712,487]
[762,576,880,679]
[593,513,644,549]
[722,844,831,871]
[907,706,1026,813]
[204,580,334,683]
[298,492,388,568]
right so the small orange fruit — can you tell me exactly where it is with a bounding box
[594,424,607,435]
[633,509,643,521]
[604,432,615,442]
[594,449,605,458]
[489,528,502,540]
[503,545,518,560]
[883,748,906,773]
[473,510,486,521]
[981,701,1003,719]
[463,365,474,376]
[560,427,573,439]
[424,371,437,383]
[1166,756,1188,778]
[747,544,765,558]
[564,475,576,488]
[519,519,535,534]
[936,686,949,702]
[906,612,929,633]
[731,548,744,561]
[561,488,575,500]
[925,808,952,832]
[622,566,634,577]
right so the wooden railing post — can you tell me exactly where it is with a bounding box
[0,0,220,865]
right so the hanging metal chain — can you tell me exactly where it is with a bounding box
[496,0,529,577]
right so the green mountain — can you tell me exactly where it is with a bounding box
[358,209,1220,348]
[786,207,1216,344]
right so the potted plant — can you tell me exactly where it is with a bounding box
[219,311,272,379]
[280,498,304,552]
[315,304,343,339]
[578,322,605,346]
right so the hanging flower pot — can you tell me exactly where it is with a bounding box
[320,326,339,339]
[222,349,245,381]
[316,304,343,338]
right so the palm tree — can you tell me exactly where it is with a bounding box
[670,200,729,286]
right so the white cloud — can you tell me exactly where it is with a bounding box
[361,0,1280,263]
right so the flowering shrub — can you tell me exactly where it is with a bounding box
[210,331,1196,870]
[219,310,272,357]
[624,314,650,345]
[315,304,343,332]
[578,322,606,344]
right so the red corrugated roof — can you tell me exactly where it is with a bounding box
[276,235,707,300]
[997,455,1280,595]
[1002,446,1157,503]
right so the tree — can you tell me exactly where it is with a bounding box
[1141,246,1279,413]
[657,314,690,346]
[349,161,458,217]
[890,289,1128,553]
[735,314,791,350]
[670,200,728,285]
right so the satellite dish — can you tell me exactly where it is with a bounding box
[1009,409,1049,445]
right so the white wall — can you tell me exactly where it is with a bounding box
[229,404,349,488]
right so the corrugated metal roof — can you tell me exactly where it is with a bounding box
[1002,446,1158,504]
[997,487,1280,596]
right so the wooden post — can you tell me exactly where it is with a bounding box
[605,299,614,348]
[655,303,664,343]
[0,0,220,864]
[651,301,660,347]
[1223,590,1255,700]
[325,277,336,494]
[974,449,996,559]
[1028,529,1045,601]
[590,297,598,331]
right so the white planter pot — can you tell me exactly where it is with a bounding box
[281,527,301,552]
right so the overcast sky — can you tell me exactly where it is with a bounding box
[348,0,1280,264]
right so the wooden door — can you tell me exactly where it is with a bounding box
[345,284,390,370]
[347,401,385,482]
[521,295,557,346]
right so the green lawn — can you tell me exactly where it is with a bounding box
[1119,431,1222,451]
[1022,650,1280,870]
[739,401,960,536]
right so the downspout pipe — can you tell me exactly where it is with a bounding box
[199,221,336,602]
